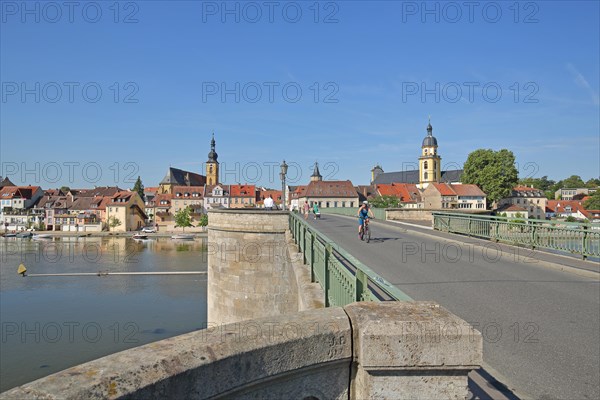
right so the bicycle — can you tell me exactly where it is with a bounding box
[359,217,372,243]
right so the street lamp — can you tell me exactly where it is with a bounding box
[280,160,288,211]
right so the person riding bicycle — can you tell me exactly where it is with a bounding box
[357,201,374,239]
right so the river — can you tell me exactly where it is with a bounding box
[0,236,208,392]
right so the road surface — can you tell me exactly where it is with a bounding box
[306,214,600,400]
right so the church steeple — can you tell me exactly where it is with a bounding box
[208,132,218,162]
[418,117,441,189]
[206,132,219,185]
[310,161,322,182]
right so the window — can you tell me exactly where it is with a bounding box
[424,161,428,169]
[424,172,428,180]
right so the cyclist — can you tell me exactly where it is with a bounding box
[357,200,374,239]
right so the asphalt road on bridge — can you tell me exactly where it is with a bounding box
[305,214,600,400]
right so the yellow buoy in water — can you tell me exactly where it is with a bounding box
[17,264,27,276]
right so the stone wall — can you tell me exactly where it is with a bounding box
[207,209,300,325]
[1,302,482,400]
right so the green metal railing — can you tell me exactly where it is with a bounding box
[289,212,412,306]
[319,207,387,220]
[433,212,600,260]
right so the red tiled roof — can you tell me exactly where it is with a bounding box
[291,185,307,198]
[546,200,587,214]
[376,183,414,202]
[451,184,486,197]
[432,183,456,196]
[258,190,282,203]
[0,186,40,199]
[304,180,357,198]
[513,185,539,192]
[230,185,256,197]
[204,184,230,197]
[172,186,204,197]
[154,193,173,206]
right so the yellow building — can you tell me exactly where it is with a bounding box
[105,191,147,232]
[418,119,441,189]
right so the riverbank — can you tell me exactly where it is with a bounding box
[0,231,208,239]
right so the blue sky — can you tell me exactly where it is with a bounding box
[1,0,599,189]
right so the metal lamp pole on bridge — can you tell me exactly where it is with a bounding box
[280,160,288,211]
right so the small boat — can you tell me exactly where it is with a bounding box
[3,233,17,238]
[171,234,194,240]
[16,232,33,239]
[132,233,148,240]
[32,234,52,240]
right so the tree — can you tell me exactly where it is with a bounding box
[60,186,70,194]
[197,214,208,227]
[560,175,585,189]
[519,176,555,191]
[174,207,192,232]
[370,195,400,208]
[584,190,600,210]
[132,176,144,200]
[462,149,518,207]
[565,216,577,223]
[585,178,600,188]
[108,216,121,231]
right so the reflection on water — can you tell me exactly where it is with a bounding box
[0,236,208,392]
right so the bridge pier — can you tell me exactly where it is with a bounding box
[207,209,299,325]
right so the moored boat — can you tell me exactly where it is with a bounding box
[171,234,194,240]
[32,234,52,240]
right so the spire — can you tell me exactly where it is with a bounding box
[311,161,322,182]
[427,116,433,136]
[208,132,218,162]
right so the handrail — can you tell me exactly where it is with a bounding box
[289,212,412,306]
[432,212,600,260]
[319,207,387,220]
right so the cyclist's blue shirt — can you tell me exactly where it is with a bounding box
[359,208,369,219]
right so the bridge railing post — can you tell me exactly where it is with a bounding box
[582,225,588,261]
[355,269,369,302]
[324,243,332,307]
[310,232,316,283]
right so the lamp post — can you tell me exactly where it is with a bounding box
[280,160,288,211]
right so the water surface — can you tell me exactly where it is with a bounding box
[0,236,207,392]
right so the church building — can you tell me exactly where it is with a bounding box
[157,133,220,194]
[370,119,463,189]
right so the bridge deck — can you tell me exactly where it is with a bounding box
[305,214,600,400]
